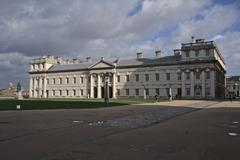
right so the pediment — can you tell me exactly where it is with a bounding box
[89,60,114,69]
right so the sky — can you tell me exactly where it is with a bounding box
[0,0,240,90]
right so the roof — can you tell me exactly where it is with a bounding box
[47,55,182,72]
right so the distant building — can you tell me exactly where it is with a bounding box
[29,37,226,99]
[226,76,240,98]
[0,83,16,97]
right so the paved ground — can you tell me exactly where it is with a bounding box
[0,100,239,160]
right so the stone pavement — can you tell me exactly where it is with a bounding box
[0,100,239,160]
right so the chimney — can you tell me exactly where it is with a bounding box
[73,59,79,64]
[174,49,181,56]
[101,57,104,61]
[136,52,143,59]
[86,57,92,63]
[191,36,196,43]
[155,50,161,58]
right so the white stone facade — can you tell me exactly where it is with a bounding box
[29,38,226,99]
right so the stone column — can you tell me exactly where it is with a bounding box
[97,74,101,98]
[181,72,186,97]
[39,78,42,98]
[112,72,116,98]
[190,71,194,97]
[33,78,37,98]
[43,76,47,98]
[201,70,205,98]
[29,77,33,98]
[210,70,215,98]
[90,74,94,98]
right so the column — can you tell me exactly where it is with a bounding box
[112,72,116,98]
[181,72,186,97]
[97,74,101,98]
[201,70,205,98]
[39,78,42,98]
[33,78,37,98]
[90,74,94,98]
[190,71,194,97]
[43,76,47,98]
[29,77,33,98]
[210,70,215,98]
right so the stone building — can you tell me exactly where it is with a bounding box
[28,37,226,99]
[226,76,240,97]
[0,83,16,97]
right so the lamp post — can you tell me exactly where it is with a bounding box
[104,72,110,106]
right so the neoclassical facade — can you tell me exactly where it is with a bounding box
[29,38,226,99]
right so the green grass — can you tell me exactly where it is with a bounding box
[0,98,156,111]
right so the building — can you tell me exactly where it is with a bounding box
[226,76,240,98]
[28,37,226,99]
[0,83,16,97]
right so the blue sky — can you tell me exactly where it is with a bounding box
[0,0,239,89]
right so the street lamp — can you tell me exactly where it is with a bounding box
[104,72,111,106]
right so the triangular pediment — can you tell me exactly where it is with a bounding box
[89,60,114,69]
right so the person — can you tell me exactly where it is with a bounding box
[229,93,233,102]
[155,94,159,102]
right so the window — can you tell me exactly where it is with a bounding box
[126,75,130,82]
[155,88,160,95]
[166,73,170,80]
[206,72,210,79]
[145,74,149,81]
[80,89,83,96]
[195,50,199,57]
[206,49,210,56]
[117,75,120,82]
[73,90,76,96]
[186,51,190,57]
[186,72,190,80]
[53,78,56,84]
[177,73,181,80]
[135,74,139,82]
[81,77,84,83]
[145,88,149,96]
[196,72,201,79]
[53,90,55,96]
[135,89,139,96]
[155,73,159,81]
[47,79,49,84]
[117,89,120,96]
[186,88,190,96]
[126,89,129,96]
[73,77,76,84]
[60,78,62,84]
[66,90,69,96]
[66,78,69,84]
[59,90,62,96]
[206,87,210,96]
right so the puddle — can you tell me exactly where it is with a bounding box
[228,132,238,136]
[233,121,239,124]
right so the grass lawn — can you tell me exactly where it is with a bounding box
[0,98,156,111]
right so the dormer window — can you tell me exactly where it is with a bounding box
[206,49,210,56]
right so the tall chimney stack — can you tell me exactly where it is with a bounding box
[191,36,196,43]
[136,52,143,59]
[155,50,161,58]
[86,57,92,63]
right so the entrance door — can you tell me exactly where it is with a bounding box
[101,87,104,98]
[177,88,182,99]
[94,87,97,98]
[109,86,113,98]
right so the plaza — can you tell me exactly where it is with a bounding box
[0,100,239,160]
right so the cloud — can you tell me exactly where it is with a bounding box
[0,0,239,89]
